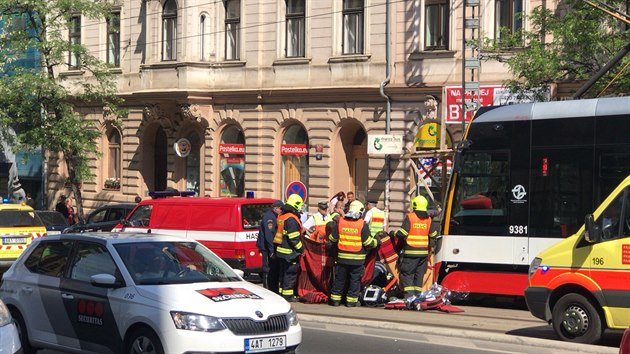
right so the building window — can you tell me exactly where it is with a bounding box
[425,0,449,50]
[281,125,309,198]
[495,0,523,41]
[286,0,305,57]
[107,12,120,67]
[219,126,245,197]
[68,15,81,69]
[342,0,364,55]
[106,129,121,190]
[162,0,177,61]
[224,0,240,60]
[200,14,208,61]
[186,132,201,195]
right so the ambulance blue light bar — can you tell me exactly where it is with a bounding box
[149,190,196,199]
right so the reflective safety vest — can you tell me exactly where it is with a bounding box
[274,212,303,260]
[311,213,329,243]
[338,218,364,252]
[404,212,430,257]
[368,209,385,237]
[273,213,301,245]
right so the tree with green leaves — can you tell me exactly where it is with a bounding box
[482,0,630,100]
[0,0,125,218]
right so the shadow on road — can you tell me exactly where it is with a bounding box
[451,293,529,310]
[506,325,623,348]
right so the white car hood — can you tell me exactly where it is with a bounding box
[134,281,291,319]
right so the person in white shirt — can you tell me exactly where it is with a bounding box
[364,200,386,237]
[303,201,331,242]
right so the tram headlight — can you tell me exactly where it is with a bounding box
[528,257,542,280]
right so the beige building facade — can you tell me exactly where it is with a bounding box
[49,0,536,228]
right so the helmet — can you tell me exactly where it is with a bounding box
[286,194,303,210]
[348,200,365,214]
[411,195,428,212]
[317,201,328,210]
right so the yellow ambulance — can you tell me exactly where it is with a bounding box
[525,175,630,344]
[0,203,47,267]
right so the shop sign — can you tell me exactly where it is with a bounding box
[414,122,439,149]
[174,138,191,157]
[367,134,403,155]
[281,144,308,156]
[219,143,245,154]
[444,85,545,123]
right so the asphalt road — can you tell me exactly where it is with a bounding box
[299,321,581,354]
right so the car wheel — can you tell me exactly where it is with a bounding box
[552,293,603,344]
[126,327,165,354]
[10,309,37,354]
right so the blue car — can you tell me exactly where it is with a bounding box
[35,210,69,235]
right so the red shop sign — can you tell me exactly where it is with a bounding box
[281,144,308,156]
[444,85,502,123]
[219,144,245,154]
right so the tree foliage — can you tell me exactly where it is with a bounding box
[481,0,630,100]
[0,0,125,216]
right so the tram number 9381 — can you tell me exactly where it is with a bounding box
[509,225,527,235]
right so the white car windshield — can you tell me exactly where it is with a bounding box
[114,241,241,285]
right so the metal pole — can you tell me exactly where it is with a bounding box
[379,0,391,226]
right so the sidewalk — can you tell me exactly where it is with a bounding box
[291,302,619,354]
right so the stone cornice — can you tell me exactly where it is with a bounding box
[119,86,445,105]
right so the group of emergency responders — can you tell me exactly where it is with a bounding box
[256,193,438,307]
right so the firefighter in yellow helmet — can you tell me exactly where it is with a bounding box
[273,193,304,302]
[395,195,438,299]
[328,200,379,307]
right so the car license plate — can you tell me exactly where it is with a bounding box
[47,231,61,235]
[244,335,286,353]
[2,237,27,245]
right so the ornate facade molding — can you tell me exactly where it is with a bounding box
[177,103,212,137]
[423,95,439,120]
[143,104,165,121]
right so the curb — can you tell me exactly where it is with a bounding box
[298,314,618,354]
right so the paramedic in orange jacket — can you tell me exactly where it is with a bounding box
[395,195,438,298]
[328,200,379,307]
[273,194,304,302]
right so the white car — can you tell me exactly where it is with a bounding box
[0,233,301,354]
[0,298,21,354]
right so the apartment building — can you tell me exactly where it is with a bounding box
[49,0,528,226]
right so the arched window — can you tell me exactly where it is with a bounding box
[200,14,208,61]
[106,129,121,190]
[162,0,177,61]
[185,132,201,195]
[154,127,167,191]
[219,126,245,197]
[281,125,309,197]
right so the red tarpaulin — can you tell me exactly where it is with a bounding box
[298,236,377,303]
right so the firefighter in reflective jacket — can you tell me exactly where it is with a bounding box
[328,200,379,307]
[273,193,304,302]
[395,195,438,298]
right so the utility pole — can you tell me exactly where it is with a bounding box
[461,0,482,132]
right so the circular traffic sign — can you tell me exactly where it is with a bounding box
[285,181,307,202]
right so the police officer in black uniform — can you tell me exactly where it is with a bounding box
[256,200,284,293]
